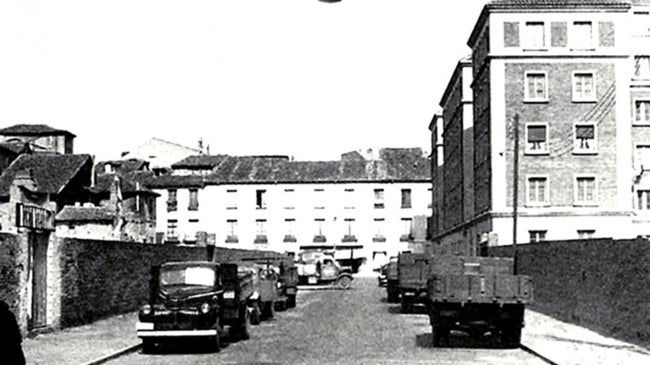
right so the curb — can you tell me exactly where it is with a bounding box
[520,343,561,365]
[79,343,141,365]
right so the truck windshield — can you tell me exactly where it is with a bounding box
[160,267,215,287]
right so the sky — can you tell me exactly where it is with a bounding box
[0,0,488,162]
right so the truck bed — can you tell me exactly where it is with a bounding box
[398,253,432,289]
[428,273,532,304]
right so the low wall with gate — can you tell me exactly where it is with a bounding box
[489,238,650,347]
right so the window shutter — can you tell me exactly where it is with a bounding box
[527,126,546,142]
[551,22,567,47]
[504,22,520,47]
[576,125,595,139]
[599,21,615,47]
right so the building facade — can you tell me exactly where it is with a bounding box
[432,0,650,248]
[147,149,432,268]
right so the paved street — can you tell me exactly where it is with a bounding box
[110,277,547,365]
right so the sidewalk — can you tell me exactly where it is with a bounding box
[522,310,650,365]
[23,312,140,365]
[22,309,650,365]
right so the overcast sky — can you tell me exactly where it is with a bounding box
[0,0,488,162]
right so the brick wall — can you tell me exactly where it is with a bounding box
[0,233,24,316]
[58,238,207,327]
[489,238,650,346]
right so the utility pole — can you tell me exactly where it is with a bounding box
[512,113,520,275]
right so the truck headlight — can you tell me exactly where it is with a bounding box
[141,304,152,316]
[223,291,235,299]
[200,302,210,314]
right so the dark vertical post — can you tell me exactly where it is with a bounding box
[512,113,520,275]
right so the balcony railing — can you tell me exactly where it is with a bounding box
[226,235,239,243]
[254,235,268,244]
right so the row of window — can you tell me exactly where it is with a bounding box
[525,70,598,103]
[167,188,422,212]
[524,123,596,154]
[166,217,414,244]
[526,175,597,206]
[528,229,596,243]
[508,20,612,50]
[523,70,650,124]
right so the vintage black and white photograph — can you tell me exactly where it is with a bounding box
[1,0,650,364]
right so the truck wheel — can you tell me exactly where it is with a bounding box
[262,301,275,319]
[250,301,261,325]
[501,325,522,348]
[431,325,449,347]
[275,300,287,312]
[141,339,156,354]
[400,298,411,314]
[212,319,221,352]
[236,306,251,341]
[387,287,399,303]
[337,275,352,290]
[287,294,296,308]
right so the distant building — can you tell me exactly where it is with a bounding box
[120,137,202,170]
[432,0,650,248]
[145,148,432,268]
[0,124,75,154]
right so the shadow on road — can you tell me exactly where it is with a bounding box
[415,331,505,349]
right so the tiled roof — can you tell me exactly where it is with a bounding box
[95,159,149,175]
[487,0,630,9]
[203,148,430,184]
[142,174,205,189]
[0,124,76,137]
[171,154,230,169]
[0,154,92,197]
[56,206,115,223]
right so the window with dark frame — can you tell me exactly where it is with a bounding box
[188,189,199,211]
[575,124,596,152]
[167,189,177,212]
[374,188,385,209]
[256,189,267,209]
[529,230,546,243]
[166,219,178,241]
[401,189,412,209]
[526,124,547,152]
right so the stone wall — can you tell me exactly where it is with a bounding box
[489,238,650,346]
[0,233,24,316]
[58,238,207,327]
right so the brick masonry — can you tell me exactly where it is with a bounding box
[489,238,650,347]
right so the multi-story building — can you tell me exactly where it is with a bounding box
[431,0,650,248]
[146,148,431,268]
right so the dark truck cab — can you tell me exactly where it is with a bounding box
[136,261,253,353]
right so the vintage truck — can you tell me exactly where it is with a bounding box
[295,250,354,289]
[397,252,432,313]
[427,255,533,347]
[136,261,254,353]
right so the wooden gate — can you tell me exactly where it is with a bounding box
[30,232,49,329]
